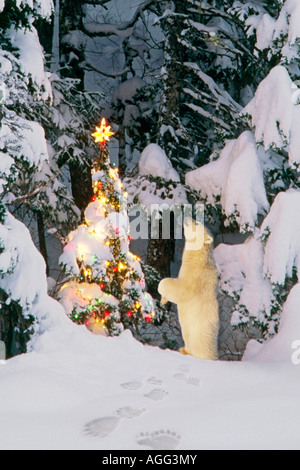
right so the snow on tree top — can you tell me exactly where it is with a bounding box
[273,0,300,48]
[245,0,300,61]
[0,212,49,311]
[244,65,300,167]
[214,188,300,337]
[261,189,300,286]
[185,131,269,232]
[244,284,300,363]
[8,26,52,101]
[0,118,49,169]
[246,13,276,52]
[139,144,180,183]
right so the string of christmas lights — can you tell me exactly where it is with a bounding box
[59,118,155,336]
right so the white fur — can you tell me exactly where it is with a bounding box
[158,218,219,360]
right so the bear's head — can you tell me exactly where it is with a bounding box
[183,217,213,251]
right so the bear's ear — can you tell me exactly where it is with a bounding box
[204,232,213,245]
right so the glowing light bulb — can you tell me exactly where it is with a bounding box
[118,262,126,271]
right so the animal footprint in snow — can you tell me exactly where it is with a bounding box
[147,377,163,386]
[84,416,120,438]
[116,407,146,419]
[84,407,145,438]
[121,381,143,391]
[174,373,200,387]
[178,363,190,373]
[144,389,168,401]
[137,430,181,450]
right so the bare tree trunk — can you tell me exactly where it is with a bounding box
[69,162,93,219]
[147,237,175,279]
[59,0,94,215]
[147,213,176,278]
[37,212,49,276]
[118,123,127,179]
[0,289,34,358]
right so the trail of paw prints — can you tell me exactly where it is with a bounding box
[83,406,146,439]
[121,377,168,402]
[84,377,179,447]
[137,430,181,450]
[84,416,120,438]
[173,373,201,387]
[147,377,163,386]
[144,388,169,402]
[174,364,201,387]
[121,381,143,391]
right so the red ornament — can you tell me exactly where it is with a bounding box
[127,311,133,317]
[85,320,91,326]
[113,267,118,273]
[100,283,105,289]
[128,236,133,241]
[103,311,110,317]
[91,195,97,202]
[145,316,152,323]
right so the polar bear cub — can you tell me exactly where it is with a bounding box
[158,217,219,361]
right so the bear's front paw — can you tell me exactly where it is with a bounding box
[158,278,168,297]
[158,280,169,305]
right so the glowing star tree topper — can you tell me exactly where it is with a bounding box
[92,118,114,147]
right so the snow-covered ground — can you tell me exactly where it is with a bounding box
[0,303,299,451]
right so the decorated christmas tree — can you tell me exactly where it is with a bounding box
[59,119,156,336]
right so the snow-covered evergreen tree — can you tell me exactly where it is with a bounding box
[59,120,159,338]
[185,0,300,342]
[0,0,77,355]
[0,1,83,263]
[155,0,264,175]
[0,0,104,355]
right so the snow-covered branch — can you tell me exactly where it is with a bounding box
[7,183,50,206]
[84,0,159,37]
[184,62,242,113]
[83,59,130,79]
